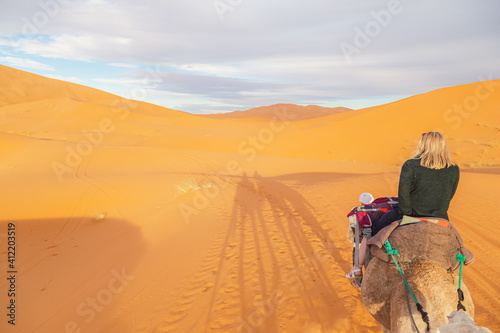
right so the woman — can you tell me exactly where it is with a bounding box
[346,132,459,279]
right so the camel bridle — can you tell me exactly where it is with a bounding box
[384,240,431,333]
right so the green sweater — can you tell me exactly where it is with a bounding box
[398,158,460,220]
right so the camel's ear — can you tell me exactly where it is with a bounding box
[447,311,457,322]
[449,310,474,324]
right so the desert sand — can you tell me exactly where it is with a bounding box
[0,64,499,332]
[202,104,352,121]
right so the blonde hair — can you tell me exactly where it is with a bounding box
[412,132,455,169]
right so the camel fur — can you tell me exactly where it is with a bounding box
[362,259,474,332]
[361,220,475,332]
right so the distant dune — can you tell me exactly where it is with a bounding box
[202,103,352,120]
[1,65,499,333]
[0,64,194,119]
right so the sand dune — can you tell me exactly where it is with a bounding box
[0,65,499,332]
[202,104,352,121]
[263,81,500,166]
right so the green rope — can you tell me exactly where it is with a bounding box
[456,254,466,311]
[456,254,465,289]
[384,240,430,332]
[384,240,418,304]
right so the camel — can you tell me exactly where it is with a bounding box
[361,253,474,333]
[358,218,477,332]
[361,258,474,333]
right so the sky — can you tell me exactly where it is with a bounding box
[0,0,499,114]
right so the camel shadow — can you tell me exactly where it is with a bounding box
[203,172,353,332]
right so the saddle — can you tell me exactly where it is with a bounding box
[367,216,474,272]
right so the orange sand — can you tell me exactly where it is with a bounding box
[202,104,351,121]
[0,65,499,332]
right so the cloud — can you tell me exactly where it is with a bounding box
[0,56,54,71]
[92,78,146,87]
[0,0,499,112]
[7,34,133,62]
[121,68,345,111]
[175,64,244,78]
[129,69,282,98]
[106,62,137,68]
[45,74,84,84]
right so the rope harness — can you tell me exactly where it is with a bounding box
[384,240,468,332]
[384,240,430,333]
[456,254,466,311]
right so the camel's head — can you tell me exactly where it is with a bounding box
[446,310,475,324]
[435,310,493,333]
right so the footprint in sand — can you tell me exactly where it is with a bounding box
[202,282,214,292]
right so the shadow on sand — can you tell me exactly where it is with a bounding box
[202,172,353,332]
[0,216,145,332]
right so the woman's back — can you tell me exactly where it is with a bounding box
[398,132,460,220]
